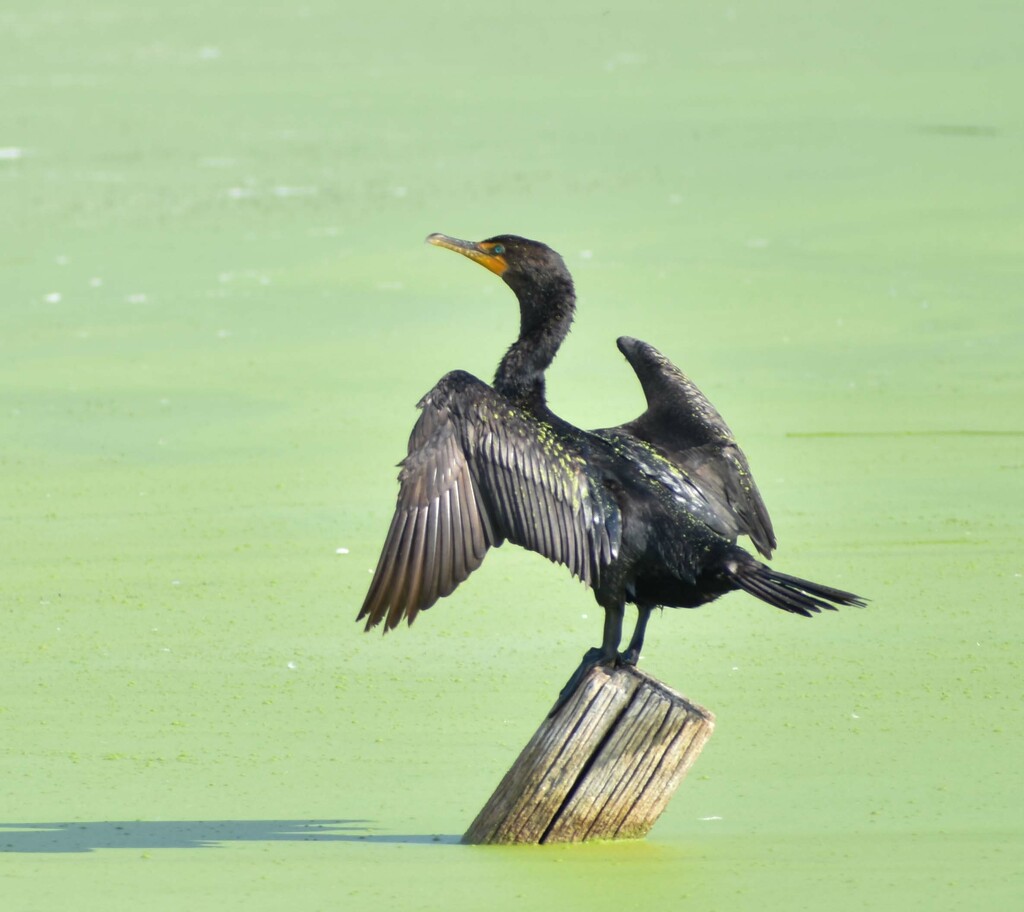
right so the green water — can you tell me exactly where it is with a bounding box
[3,1,1021,909]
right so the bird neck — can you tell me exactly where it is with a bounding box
[493,280,575,411]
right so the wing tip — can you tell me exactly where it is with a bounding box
[356,604,385,633]
[616,335,643,357]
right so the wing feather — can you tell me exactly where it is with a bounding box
[607,336,777,558]
[437,486,455,598]
[402,507,428,625]
[422,499,440,605]
[453,478,469,581]
[358,370,621,631]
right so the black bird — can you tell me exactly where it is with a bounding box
[358,233,864,706]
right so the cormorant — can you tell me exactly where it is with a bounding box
[358,233,864,706]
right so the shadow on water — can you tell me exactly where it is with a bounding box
[0,820,462,854]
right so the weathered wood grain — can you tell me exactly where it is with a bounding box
[463,665,715,844]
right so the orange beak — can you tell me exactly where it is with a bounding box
[426,233,509,276]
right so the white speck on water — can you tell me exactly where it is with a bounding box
[391,186,408,198]
[698,816,723,821]
[731,666,739,671]
[44,292,62,303]
[55,254,70,266]
[89,277,103,288]
[273,185,317,198]
[920,299,929,309]
[226,186,256,199]
[579,250,593,260]
[0,147,24,160]
[604,51,644,72]
[199,156,236,168]
[126,293,148,303]
[336,547,349,555]
[218,269,268,286]
[86,170,127,185]
[287,661,298,670]
[668,193,683,205]
[851,713,860,719]
[216,329,232,338]
[581,613,588,620]
[171,580,181,586]
[198,46,222,60]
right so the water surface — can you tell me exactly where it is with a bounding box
[2,2,1021,909]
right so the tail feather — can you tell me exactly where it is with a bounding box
[724,555,866,618]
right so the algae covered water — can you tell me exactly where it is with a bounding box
[3,2,1022,909]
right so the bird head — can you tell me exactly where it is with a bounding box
[426,232,575,333]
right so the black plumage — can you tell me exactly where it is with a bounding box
[358,233,864,702]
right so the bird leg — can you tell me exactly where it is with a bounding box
[619,603,652,666]
[549,603,623,716]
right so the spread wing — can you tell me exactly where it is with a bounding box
[358,370,621,631]
[607,336,776,558]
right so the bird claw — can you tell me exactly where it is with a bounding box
[618,647,641,667]
[548,647,616,718]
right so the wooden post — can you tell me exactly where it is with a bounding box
[463,664,715,844]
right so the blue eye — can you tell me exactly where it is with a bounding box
[492,244,505,255]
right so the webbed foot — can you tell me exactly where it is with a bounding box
[549,647,616,718]
[618,646,641,667]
